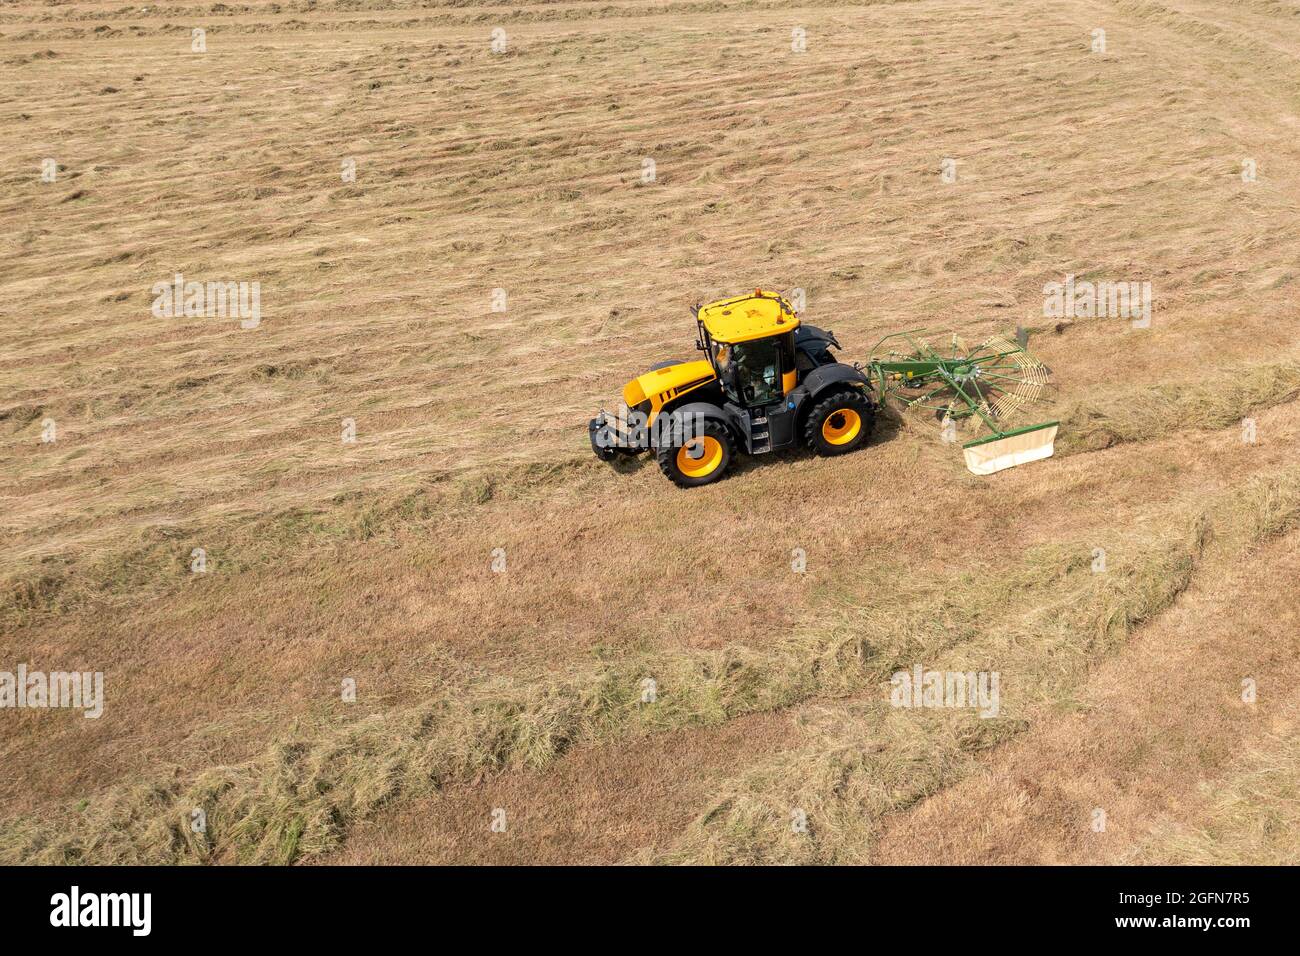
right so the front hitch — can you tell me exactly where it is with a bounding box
[588,413,619,461]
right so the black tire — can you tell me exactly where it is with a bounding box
[657,419,733,488]
[803,389,874,456]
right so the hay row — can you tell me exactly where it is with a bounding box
[653,468,1300,863]
[6,463,1298,864]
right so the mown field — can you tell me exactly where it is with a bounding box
[2,0,1299,864]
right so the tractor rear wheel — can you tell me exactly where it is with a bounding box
[657,420,733,488]
[803,389,874,456]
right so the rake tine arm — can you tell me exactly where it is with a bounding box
[907,383,954,406]
[936,368,1001,433]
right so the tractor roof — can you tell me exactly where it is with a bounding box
[697,290,799,344]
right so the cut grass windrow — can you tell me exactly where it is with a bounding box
[1128,729,1300,866]
[1053,360,1300,456]
[649,467,1300,864]
[6,463,1300,865]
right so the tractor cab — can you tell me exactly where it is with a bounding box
[696,291,799,407]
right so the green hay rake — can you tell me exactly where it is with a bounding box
[864,330,1059,475]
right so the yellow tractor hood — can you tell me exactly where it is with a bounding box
[623,359,715,416]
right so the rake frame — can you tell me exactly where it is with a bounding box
[863,328,1059,456]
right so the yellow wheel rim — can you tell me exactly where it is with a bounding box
[821,408,862,445]
[677,436,724,478]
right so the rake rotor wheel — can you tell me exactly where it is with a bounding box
[959,336,1051,424]
[888,334,1052,431]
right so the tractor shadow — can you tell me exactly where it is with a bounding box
[722,409,908,480]
[608,453,653,477]
[867,409,907,446]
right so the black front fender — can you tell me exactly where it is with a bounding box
[789,362,874,412]
[651,401,732,451]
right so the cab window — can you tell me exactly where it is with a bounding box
[730,338,781,406]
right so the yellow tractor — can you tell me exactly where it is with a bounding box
[589,290,875,487]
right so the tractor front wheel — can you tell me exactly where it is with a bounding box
[803,389,874,456]
[657,420,733,488]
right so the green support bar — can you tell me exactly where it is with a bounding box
[961,420,1059,449]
